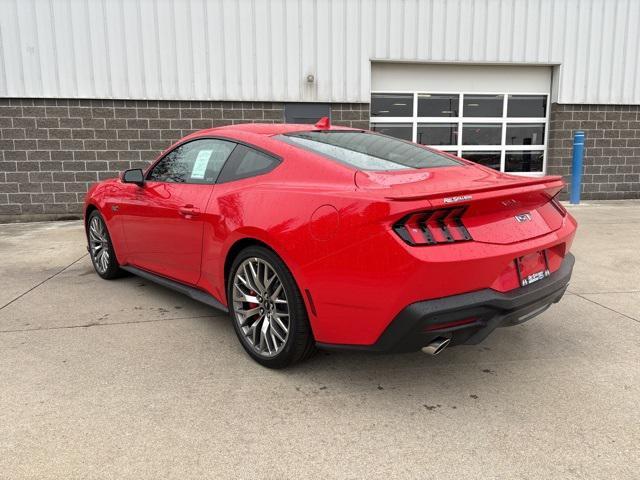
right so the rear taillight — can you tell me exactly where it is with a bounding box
[550,194,567,217]
[393,207,473,246]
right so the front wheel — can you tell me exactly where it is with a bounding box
[228,246,316,368]
[87,210,124,280]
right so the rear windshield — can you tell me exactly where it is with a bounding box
[276,131,460,171]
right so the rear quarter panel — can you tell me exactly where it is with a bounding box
[199,179,384,308]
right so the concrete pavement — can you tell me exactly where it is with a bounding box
[1,202,639,479]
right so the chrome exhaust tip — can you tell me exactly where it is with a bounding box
[421,337,451,356]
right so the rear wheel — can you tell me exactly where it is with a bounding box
[228,246,316,368]
[87,210,124,280]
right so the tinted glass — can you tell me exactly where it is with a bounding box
[148,139,236,183]
[284,103,331,124]
[506,123,545,145]
[370,123,413,141]
[216,144,280,183]
[505,151,544,172]
[462,124,502,145]
[507,95,547,117]
[416,123,457,145]
[370,93,413,117]
[277,131,460,171]
[417,94,458,117]
[463,94,503,117]
[461,151,501,170]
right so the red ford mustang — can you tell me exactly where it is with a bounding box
[84,119,577,368]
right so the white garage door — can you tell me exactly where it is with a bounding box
[370,63,552,175]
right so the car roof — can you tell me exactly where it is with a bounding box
[155,122,366,165]
[192,122,361,138]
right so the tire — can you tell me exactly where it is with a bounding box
[87,210,124,280]
[227,246,316,368]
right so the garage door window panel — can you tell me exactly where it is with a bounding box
[507,95,547,117]
[462,124,502,145]
[506,123,545,146]
[417,123,458,146]
[505,151,544,172]
[463,94,503,117]
[371,123,413,141]
[417,94,459,117]
[369,91,548,175]
[370,93,413,117]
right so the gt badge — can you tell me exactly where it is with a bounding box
[515,213,532,223]
[501,199,519,207]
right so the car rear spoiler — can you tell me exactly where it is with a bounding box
[383,176,565,207]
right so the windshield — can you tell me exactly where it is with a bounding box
[276,131,460,171]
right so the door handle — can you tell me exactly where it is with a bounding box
[179,204,200,218]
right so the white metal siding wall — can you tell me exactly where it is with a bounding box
[371,64,552,93]
[0,0,639,104]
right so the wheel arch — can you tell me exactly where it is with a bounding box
[221,235,314,324]
[84,202,128,266]
[84,204,99,230]
[223,235,318,362]
[223,237,280,294]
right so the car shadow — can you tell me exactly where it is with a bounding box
[126,273,564,401]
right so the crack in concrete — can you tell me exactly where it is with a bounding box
[569,289,640,295]
[0,254,89,312]
[572,293,640,325]
[0,313,226,334]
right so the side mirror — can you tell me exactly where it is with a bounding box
[122,168,144,186]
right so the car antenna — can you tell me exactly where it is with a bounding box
[314,116,331,130]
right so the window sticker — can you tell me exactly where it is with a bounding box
[191,150,213,179]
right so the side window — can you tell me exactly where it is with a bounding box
[147,139,236,184]
[216,144,280,183]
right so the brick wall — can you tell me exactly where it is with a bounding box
[1,99,639,220]
[547,104,640,200]
[0,99,369,221]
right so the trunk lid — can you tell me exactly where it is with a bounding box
[355,165,566,245]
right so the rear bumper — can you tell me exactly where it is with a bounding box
[317,253,574,353]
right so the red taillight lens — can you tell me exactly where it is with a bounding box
[393,207,473,246]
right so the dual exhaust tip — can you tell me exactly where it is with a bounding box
[421,337,451,356]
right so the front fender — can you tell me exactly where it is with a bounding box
[83,180,128,265]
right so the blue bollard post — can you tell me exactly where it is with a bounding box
[570,130,585,204]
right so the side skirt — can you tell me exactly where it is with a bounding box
[121,265,228,313]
